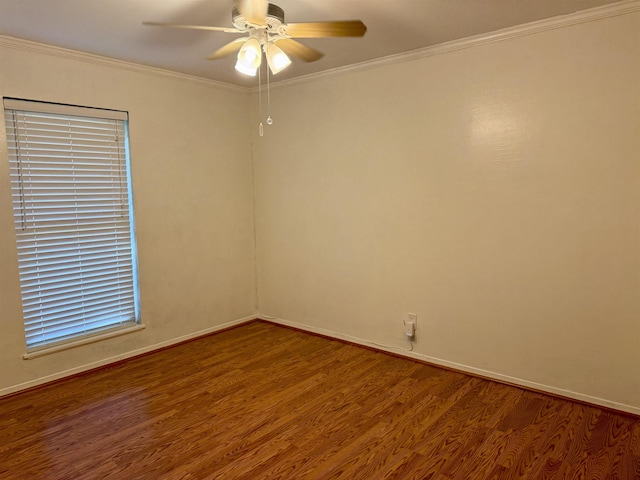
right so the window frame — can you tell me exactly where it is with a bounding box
[3,98,142,357]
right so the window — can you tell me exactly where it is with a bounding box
[4,99,141,353]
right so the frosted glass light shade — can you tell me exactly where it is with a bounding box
[235,38,262,76]
[266,43,291,75]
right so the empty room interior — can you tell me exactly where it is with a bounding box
[0,0,639,478]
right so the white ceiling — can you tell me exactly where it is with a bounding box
[0,0,624,87]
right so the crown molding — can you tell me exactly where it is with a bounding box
[263,0,640,91]
[0,35,249,94]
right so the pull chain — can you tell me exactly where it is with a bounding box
[266,42,273,126]
[258,56,264,137]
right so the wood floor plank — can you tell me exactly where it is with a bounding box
[0,320,638,479]
[632,421,640,455]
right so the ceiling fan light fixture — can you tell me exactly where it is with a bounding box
[266,43,291,75]
[235,37,262,76]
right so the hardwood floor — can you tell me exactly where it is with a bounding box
[0,320,638,479]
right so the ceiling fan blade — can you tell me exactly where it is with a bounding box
[276,39,324,63]
[207,37,250,60]
[284,20,367,38]
[235,0,268,25]
[143,21,242,34]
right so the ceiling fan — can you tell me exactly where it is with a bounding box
[143,0,367,77]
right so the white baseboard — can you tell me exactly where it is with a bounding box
[260,315,640,416]
[0,314,258,398]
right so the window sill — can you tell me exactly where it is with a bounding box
[23,324,146,360]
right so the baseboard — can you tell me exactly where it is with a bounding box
[260,315,640,417]
[0,314,259,399]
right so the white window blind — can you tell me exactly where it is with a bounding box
[4,99,140,351]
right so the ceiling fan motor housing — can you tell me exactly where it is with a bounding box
[232,3,285,31]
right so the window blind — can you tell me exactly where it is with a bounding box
[4,99,140,351]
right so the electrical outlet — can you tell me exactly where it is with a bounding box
[404,312,417,339]
[405,321,415,338]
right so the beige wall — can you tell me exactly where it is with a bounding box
[0,41,257,394]
[253,12,640,413]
